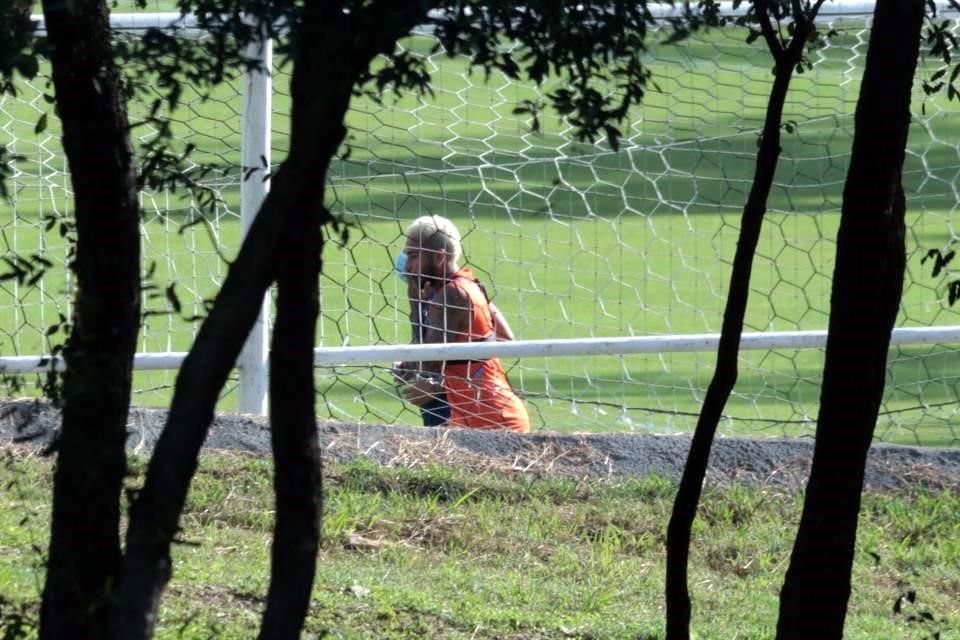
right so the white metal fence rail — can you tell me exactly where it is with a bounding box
[2,8,959,429]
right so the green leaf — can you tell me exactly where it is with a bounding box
[950,63,960,83]
[603,124,622,151]
[949,280,960,305]
[15,53,39,80]
[165,283,182,314]
[34,113,47,135]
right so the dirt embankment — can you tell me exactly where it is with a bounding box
[2,398,959,492]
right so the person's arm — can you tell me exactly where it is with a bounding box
[410,281,471,379]
[488,302,515,341]
[408,277,427,343]
[403,281,467,406]
[395,279,435,381]
[424,282,472,345]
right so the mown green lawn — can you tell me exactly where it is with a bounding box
[1,448,958,639]
[2,11,960,441]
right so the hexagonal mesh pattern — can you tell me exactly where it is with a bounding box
[309,17,960,443]
[0,28,244,406]
[1,13,958,443]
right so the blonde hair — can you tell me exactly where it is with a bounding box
[405,215,463,263]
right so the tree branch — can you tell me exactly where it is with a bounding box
[108,10,369,638]
[757,0,786,63]
[776,0,923,635]
[38,1,140,637]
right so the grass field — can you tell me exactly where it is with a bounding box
[2,11,960,441]
[1,448,959,639]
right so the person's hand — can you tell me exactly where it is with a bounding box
[403,376,439,407]
[392,361,417,385]
[417,279,435,303]
[406,275,420,304]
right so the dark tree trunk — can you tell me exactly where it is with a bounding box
[664,7,816,638]
[775,0,922,637]
[108,152,334,640]
[256,187,324,640]
[108,4,429,637]
[256,22,329,628]
[107,42,344,632]
[255,9,432,636]
[38,2,141,639]
[0,0,32,71]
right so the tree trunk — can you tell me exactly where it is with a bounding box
[664,10,815,639]
[254,8,431,636]
[0,0,32,78]
[107,156,325,640]
[38,2,141,639]
[775,0,921,637]
[108,4,428,636]
[256,192,324,640]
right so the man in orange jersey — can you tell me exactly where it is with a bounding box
[394,215,530,432]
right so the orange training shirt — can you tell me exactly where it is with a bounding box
[440,267,530,433]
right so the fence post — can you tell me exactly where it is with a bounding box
[237,29,272,416]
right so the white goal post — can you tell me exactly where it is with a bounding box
[2,6,960,443]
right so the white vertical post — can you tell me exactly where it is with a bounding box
[238,28,272,415]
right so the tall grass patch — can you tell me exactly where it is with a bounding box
[1,447,958,639]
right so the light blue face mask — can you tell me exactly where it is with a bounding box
[394,252,408,281]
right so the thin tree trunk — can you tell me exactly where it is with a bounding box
[38,1,140,638]
[107,154,332,640]
[255,8,432,636]
[109,63,340,638]
[664,7,816,638]
[256,193,324,640]
[108,4,429,636]
[109,47,344,635]
[775,0,921,637]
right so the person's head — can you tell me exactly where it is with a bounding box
[403,215,463,283]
